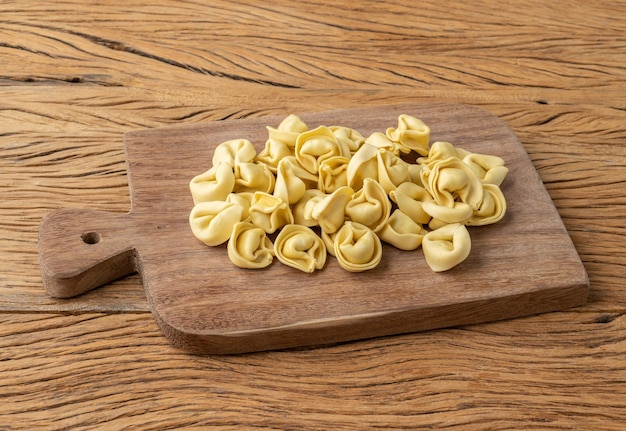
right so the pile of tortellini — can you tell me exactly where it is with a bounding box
[189,114,508,273]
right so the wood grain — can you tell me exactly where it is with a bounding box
[38,103,589,354]
[2,0,625,427]
[1,312,625,430]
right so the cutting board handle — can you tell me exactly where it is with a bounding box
[38,208,138,298]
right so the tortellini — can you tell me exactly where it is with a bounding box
[311,186,354,234]
[420,156,484,210]
[189,113,508,273]
[189,200,245,246]
[422,223,472,272]
[266,113,309,147]
[388,182,433,225]
[378,209,426,251]
[295,126,351,175]
[228,222,274,269]
[346,142,410,192]
[330,126,365,153]
[234,161,275,194]
[274,156,318,205]
[386,114,430,156]
[344,178,390,233]
[189,163,235,204]
[292,189,325,227]
[334,221,382,272]
[463,152,509,186]
[212,138,256,167]
[275,224,326,273]
[318,156,349,193]
[248,192,293,234]
[466,183,507,226]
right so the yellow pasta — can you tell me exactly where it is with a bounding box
[266,114,309,147]
[292,189,325,227]
[212,138,257,167]
[255,139,292,173]
[330,125,365,153]
[344,178,390,233]
[421,200,474,227]
[388,182,433,225]
[248,192,293,234]
[374,147,410,193]
[466,183,507,226]
[346,139,409,193]
[385,114,430,156]
[189,163,235,204]
[422,223,472,272]
[346,143,379,191]
[274,156,318,205]
[228,221,274,269]
[364,132,397,152]
[189,200,244,246]
[378,209,426,251]
[334,221,383,272]
[419,141,469,165]
[234,161,275,194]
[420,156,484,210]
[189,113,508,273]
[295,125,351,175]
[318,155,350,194]
[320,230,337,257]
[274,224,326,273]
[311,186,354,234]
[225,192,253,222]
[462,152,509,186]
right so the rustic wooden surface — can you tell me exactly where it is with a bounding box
[38,103,590,354]
[1,0,625,428]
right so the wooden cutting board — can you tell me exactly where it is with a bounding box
[38,103,589,354]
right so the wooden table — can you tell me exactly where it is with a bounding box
[2,1,624,429]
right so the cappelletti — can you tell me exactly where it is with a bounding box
[189,114,508,273]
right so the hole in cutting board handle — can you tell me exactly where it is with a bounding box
[81,231,102,245]
[38,208,138,298]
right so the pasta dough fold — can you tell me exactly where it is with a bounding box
[266,114,309,147]
[375,147,410,193]
[378,209,426,251]
[334,221,383,272]
[419,141,470,166]
[346,143,379,191]
[225,192,253,222]
[295,125,351,175]
[292,189,325,227]
[388,182,433,225]
[347,141,409,192]
[212,139,257,167]
[228,222,274,269]
[345,178,390,233]
[318,155,349,193]
[189,163,235,204]
[274,224,326,273]
[421,200,474,226]
[189,201,244,246]
[463,153,509,186]
[422,223,471,272]
[234,161,275,194]
[312,186,354,234]
[466,183,507,226]
[386,114,430,156]
[420,157,484,210]
[273,156,319,205]
[189,113,509,274]
[330,126,365,153]
[249,192,293,234]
